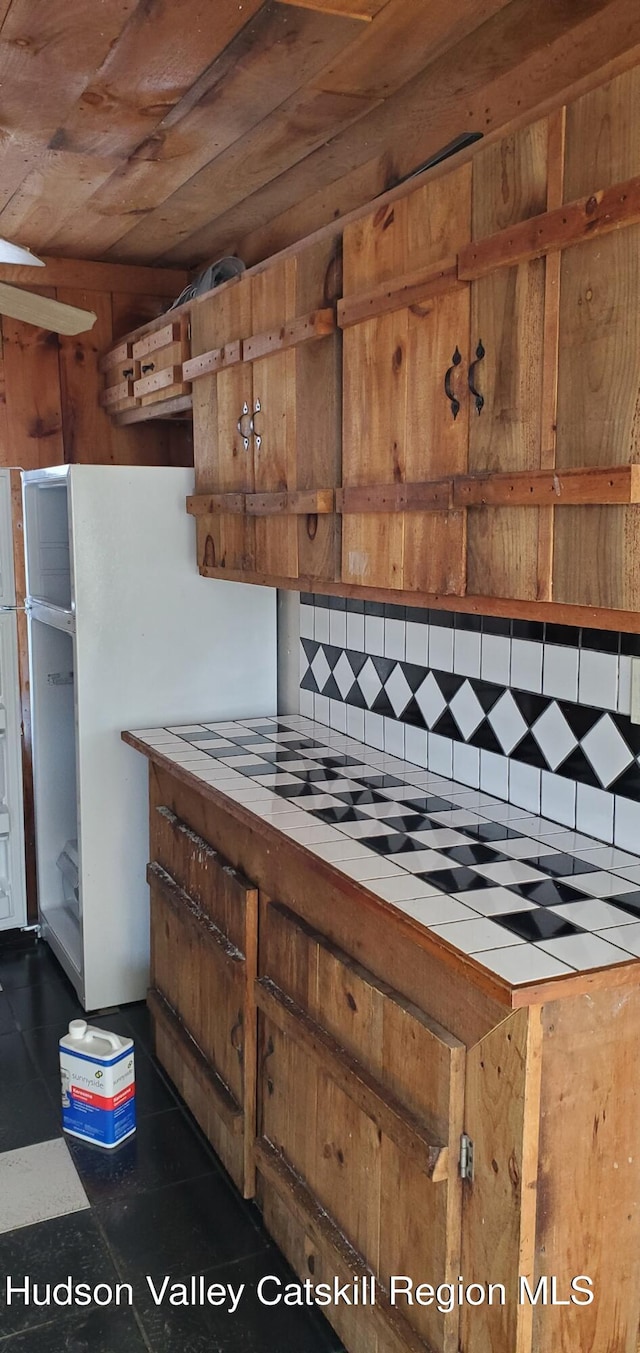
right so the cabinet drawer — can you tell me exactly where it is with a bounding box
[98,340,140,413]
[133,320,191,405]
[151,803,250,953]
[262,901,463,1138]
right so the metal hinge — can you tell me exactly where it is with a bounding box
[459,1133,474,1182]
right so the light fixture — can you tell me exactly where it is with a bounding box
[0,238,45,267]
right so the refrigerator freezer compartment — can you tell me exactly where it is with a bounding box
[23,475,72,609]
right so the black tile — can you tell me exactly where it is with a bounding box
[454,612,481,631]
[560,703,603,740]
[472,679,504,713]
[511,690,548,724]
[402,661,430,693]
[399,698,427,730]
[0,1030,39,1090]
[512,619,544,640]
[535,853,599,878]
[543,623,580,646]
[301,669,320,694]
[332,789,388,806]
[7,979,84,1033]
[344,648,368,676]
[136,1249,343,1353]
[300,592,314,606]
[469,720,505,756]
[360,833,409,855]
[313,595,330,609]
[0,1307,149,1352]
[66,1106,217,1204]
[274,784,323,799]
[482,615,512,636]
[345,597,364,614]
[255,749,302,763]
[384,603,406,620]
[356,774,404,789]
[496,909,584,942]
[433,670,465,701]
[0,990,18,1035]
[605,892,640,919]
[511,731,549,770]
[380,813,434,832]
[213,746,262,758]
[580,627,620,653]
[96,1174,267,1284]
[430,709,465,742]
[460,822,524,843]
[429,609,453,627]
[441,843,508,866]
[402,796,454,814]
[345,680,367,709]
[238,763,282,778]
[555,745,602,789]
[508,879,589,907]
[311,806,368,824]
[608,760,640,798]
[292,769,342,784]
[417,868,492,893]
[328,595,347,611]
[0,941,68,993]
[0,1078,61,1152]
[620,632,640,657]
[314,755,360,768]
[405,605,429,624]
[227,734,275,746]
[0,1212,119,1338]
[364,600,384,617]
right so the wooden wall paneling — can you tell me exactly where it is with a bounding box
[533,985,640,1353]
[57,288,114,463]
[250,258,299,578]
[1,291,65,470]
[294,236,342,582]
[278,0,387,17]
[536,107,566,602]
[191,277,255,571]
[554,65,640,609]
[100,290,178,465]
[466,118,549,602]
[459,1006,542,1353]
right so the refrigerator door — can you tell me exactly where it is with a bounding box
[0,611,27,931]
[0,467,17,608]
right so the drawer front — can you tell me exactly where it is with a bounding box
[133,320,191,405]
[99,341,140,412]
[151,803,251,953]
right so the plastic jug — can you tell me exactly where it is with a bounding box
[59,1019,136,1148]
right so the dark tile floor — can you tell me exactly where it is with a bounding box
[0,935,344,1352]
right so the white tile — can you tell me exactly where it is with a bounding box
[364,710,385,749]
[427,732,453,777]
[314,606,330,643]
[618,655,632,716]
[280,823,344,845]
[310,646,331,693]
[339,818,395,838]
[385,665,412,718]
[454,628,481,679]
[481,634,511,685]
[430,916,525,953]
[496,836,556,859]
[480,750,509,801]
[346,608,365,651]
[510,639,543,693]
[477,946,573,984]
[535,828,597,851]
[551,897,638,930]
[384,617,405,660]
[429,624,454,672]
[386,848,453,872]
[579,648,619,712]
[384,717,405,757]
[578,845,639,870]
[333,651,356,699]
[508,762,541,814]
[542,644,579,702]
[166,723,208,734]
[415,671,446,728]
[354,657,384,709]
[427,808,484,827]
[405,620,429,667]
[540,771,576,829]
[393,895,482,925]
[581,715,633,791]
[368,874,440,903]
[474,860,545,886]
[531,702,577,771]
[339,855,405,881]
[408,828,471,848]
[299,603,314,640]
[299,687,314,717]
[450,681,484,739]
[536,932,631,971]
[364,613,385,656]
[595,922,640,956]
[452,741,480,789]
[314,692,331,724]
[259,810,308,830]
[329,699,348,733]
[488,691,527,755]
[564,870,637,899]
[0,1139,90,1235]
[306,839,372,862]
[614,795,640,852]
[345,705,365,740]
[252,797,308,817]
[508,815,566,835]
[329,607,347,648]
[575,783,615,842]
[612,864,640,885]
[454,887,537,916]
[223,785,276,803]
[404,724,428,768]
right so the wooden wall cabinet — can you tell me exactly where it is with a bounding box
[129,751,640,1353]
[99,314,192,425]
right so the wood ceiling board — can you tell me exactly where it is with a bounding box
[41,2,365,260]
[0,151,122,253]
[0,0,140,137]
[162,0,635,269]
[278,0,386,17]
[315,0,511,100]
[0,257,187,296]
[106,84,379,264]
[51,0,265,159]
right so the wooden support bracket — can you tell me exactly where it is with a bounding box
[338,259,461,328]
[187,489,335,516]
[453,464,640,507]
[183,339,242,381]
[243,308,336,361]
[337,482,452,513]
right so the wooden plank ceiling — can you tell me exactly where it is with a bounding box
[0,0,639,273]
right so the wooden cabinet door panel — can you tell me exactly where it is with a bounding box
[251,348,299,578]
[151,803,254,955]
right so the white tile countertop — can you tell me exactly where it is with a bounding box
[126,714,640,987]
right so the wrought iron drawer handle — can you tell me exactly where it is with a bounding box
[444,347,462,420]
[237,402,253,450]
[122,366,134,378]
[468,341,485,413]
[141,362,155,374]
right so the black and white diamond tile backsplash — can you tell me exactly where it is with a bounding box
[297,597,640,850]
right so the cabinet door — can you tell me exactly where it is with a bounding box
[553,66,640,609]
[98,340,139,414]
[342,165,471,594]
[148,803,257,1196]
[256,902,465,1353]
[192,278,255,573]
[132,319,190,406]
[250,261,300,579]
[466,119,550,601]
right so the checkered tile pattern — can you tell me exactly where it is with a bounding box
[300,639,640,794]
[130,716,640,987]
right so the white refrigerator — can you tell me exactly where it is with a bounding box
[23,465,276,1011]
[0,468,27,935]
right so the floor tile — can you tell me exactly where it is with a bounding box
[0,991,17,1035]
[0,1306,148,1352]
[66,1106,217,1204]
[0,1079,60,1154]
[7,979,83,1033]
[0,1030,39,1091]
[0,1138,89,1236]
[96,1174,267,1284]
[0,1212,121,1336]
[0,943,68,994]
[135,1249,343,1353]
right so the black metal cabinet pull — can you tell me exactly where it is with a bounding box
[122,366,134,378]
[444,347,462,420]
[468,341,485,413]
[141,361,155,374]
